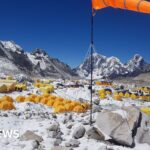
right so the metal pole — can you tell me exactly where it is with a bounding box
[90,0,94,126]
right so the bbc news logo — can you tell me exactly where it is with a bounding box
[0,130,20,139]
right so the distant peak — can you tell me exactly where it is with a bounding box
[31,48,48,57]
[133,54,143,60]
[0,40,23,52]
[128,54,144,63]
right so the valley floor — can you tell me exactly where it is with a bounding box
[0,80,150,150]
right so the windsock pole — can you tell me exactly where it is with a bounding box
[90,0,94,126]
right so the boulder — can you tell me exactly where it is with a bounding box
[86,127,105,140]
[20,130,43,142]
[53,139,62,146]
[48,122,60,132]
[93,105,102,113]
[122,107,141,131]
[62,114,72,124]
[96,107,141,147]
[93,99,100,105]
[66,123,73,129]
[31,140,40,149]
[72,125,85,139]
[48,131,62,139]
[65,139,80,147]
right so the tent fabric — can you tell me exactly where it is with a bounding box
[92,0,150,14]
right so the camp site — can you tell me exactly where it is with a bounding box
[0,0,150,150]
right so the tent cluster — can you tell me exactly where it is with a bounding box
[0,83,27,93]
[34,80,54,94]
[0,83,16,93]
[98,89,112,99]
[0,76,25,93]
[98,87,150,101]
[15,83,27,91]
[16,94,90,113]
[140,107,150,116]
[96,81,112,86]
[0,96,15,111]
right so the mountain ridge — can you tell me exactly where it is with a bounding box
[0,40,149,79]
[0,41,75,79]
[74,52,150,79]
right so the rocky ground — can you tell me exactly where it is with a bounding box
[0,81,150,150]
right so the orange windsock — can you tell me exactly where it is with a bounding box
[92,0,150,14]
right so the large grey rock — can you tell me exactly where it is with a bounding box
[122,107,141,130]
[72,125,85,139]
[86,127,105,140]
[96,107,141,147]
[65,139,80,147]
[20,130,43,142]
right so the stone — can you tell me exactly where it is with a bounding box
[52,114,57,119]
[48,122,60,132]
[96,107,141,147]
[94,99,100,105]
[65,139,80,147]
[48,131,62,139]
[31,140,40,149]
[63,114,73,124]
[72,125,85,139]
[51,146,73,150]
[53,139,62,146]
[93,105,102,113]
[3,113,8,117]
[82,121,89,125]
[66,123,73,129]
[20,130,43,142]
[86,127,105,140]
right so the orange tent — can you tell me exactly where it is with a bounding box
[92,0,150,14]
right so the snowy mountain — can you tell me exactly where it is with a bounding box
[74,52,150,79]
[1,40,149,79]
[0,41,75,79]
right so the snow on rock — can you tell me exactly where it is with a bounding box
[112,109,128,119]
[0,41,75,78]
[1,41,23,53]
[72,125,85,139]
[74,52,150,79]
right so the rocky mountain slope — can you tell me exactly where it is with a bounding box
[0,41,75,79]
[74,52,150,79]
[1,40,149,79]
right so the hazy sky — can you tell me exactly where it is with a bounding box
[0,0,150,68]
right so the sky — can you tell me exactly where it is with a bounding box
[0,0,150,68]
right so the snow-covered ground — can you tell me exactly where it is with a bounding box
[0,81,150,150]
